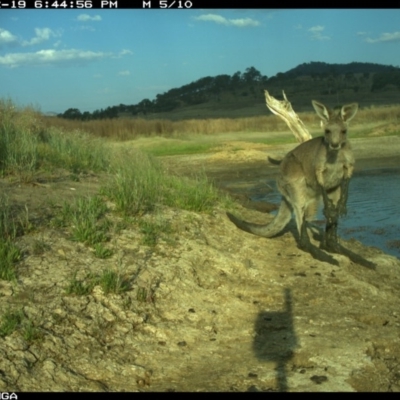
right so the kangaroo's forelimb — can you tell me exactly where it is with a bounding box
[320,183,341,253]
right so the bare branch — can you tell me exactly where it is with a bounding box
[264,90,312,143]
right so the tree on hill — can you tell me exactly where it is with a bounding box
[243,66,262,83]
[137,99,154,115]
[372,71,400,92]
[58,108,82,120]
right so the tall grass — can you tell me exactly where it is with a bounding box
[0,195,21,281]
[104,150,232,216]
[163,173,224,212]
[52,196,110,245]
[103,151,163,216]
[0,99,40,178]
[1,99,230,218]
[0,99,110,177]
[39,128,110,173]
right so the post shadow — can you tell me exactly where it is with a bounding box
[252,288,297,392]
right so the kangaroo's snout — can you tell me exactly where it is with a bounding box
[329,142,342,151]
[324,133,345,151]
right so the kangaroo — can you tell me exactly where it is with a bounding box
[228,100,358,253]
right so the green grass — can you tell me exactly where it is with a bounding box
[104,150,232,216]
[38,127,110,173]
[0,99,110,177]
[52,196,110,247]
[0,196,17,240]
[65,271,97,295]
[97,268,130,294]
[137,287,151,303]
[248,136,298,146]
[70,215,110,245]
[66,268,129,296]
[103,151,162,216]
[0,308,24,337]
[0,240,21,281]
[163,173,226,212]
[0,196,21,281]
[0,308,43,342]
[0,100,39,180]
[22,319,43,343]
[145,142,216,157]
[93,243,113,259]
[138,217,173,246]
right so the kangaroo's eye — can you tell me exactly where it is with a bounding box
[342,129,347,134]
[325,129,331,134]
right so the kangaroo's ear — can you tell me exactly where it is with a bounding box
[341,103,358,122]
[312,100,330,123]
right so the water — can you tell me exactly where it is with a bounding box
[253,169,400,259]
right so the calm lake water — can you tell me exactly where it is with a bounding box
[254,168,400,259]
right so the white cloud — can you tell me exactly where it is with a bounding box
[0,28,18,46]
[230,18,260,28]
[119,49,133,56]
[357,31,367,36]
[308,25,324,33]
[118,70,130,76]
[366,32,400,43]
[0,49,112,68]
[195,14,228,25]
[22,28,60,46]
[308,25,330,41]
[77,14,102,22]
[194,14,260,28]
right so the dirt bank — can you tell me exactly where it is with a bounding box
[0,136,399,392]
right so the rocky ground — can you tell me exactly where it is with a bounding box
[0,136,400,392]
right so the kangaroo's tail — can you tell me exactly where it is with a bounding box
[227,198,292,238]
[267,156,283,165]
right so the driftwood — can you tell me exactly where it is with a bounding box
[264,90,312,143]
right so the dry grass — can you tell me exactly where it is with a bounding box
[42,115,288,140]
[43,103,400,141]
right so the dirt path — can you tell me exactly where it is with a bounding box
[1,136,400,392]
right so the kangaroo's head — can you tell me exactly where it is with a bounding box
[312,100,358,151]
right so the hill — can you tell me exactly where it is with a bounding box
[58,62,400,121]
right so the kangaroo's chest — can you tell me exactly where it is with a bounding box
[313,150,351,190]
[319,161,346,188]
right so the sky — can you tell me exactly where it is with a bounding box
[0,8,400,114]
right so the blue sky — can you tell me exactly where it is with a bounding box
[0,9,399,114]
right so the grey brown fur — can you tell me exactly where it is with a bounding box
[228,100,359,252]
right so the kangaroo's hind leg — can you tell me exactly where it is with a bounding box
[279,178,310,250]
[296,192,339,266]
